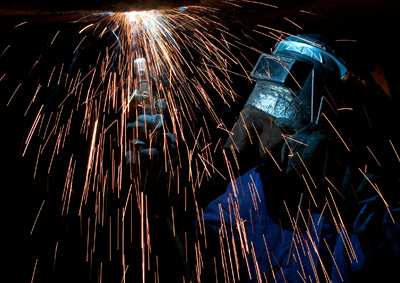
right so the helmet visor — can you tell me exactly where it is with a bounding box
[250,54,296,83]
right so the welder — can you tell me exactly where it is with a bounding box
[199,34,400,282]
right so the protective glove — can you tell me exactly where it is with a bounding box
[126,98,176,166]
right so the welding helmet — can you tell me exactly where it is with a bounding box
[246,34,348,126]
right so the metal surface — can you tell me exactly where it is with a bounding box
[245,80,308,121]
[0,0,201,13]
[246,34,350,122]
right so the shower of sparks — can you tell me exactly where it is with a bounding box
[8,2,398,283]
[20,5,249,282]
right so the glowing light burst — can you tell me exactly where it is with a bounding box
[91,7,245,195]
[60,6,245,198]
[77,7,244,282]
[111,7,240,118]
[24,6,246,282]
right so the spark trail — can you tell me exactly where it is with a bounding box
[23,5,247,282]
[14,3,398,283]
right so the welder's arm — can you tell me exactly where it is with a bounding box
[353,195,400,266]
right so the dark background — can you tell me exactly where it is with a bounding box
[1,0,400,282]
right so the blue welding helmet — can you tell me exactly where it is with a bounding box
[246,34,348,125]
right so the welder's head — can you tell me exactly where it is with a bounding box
[246,34,348,128]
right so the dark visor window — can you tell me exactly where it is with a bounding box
[251,53,312,91]
[250,54,295,83]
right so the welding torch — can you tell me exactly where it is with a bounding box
[126,57,176,166]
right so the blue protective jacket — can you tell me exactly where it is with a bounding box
[201,166,400,283]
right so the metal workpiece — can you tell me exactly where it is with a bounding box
[0,0,202,14]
